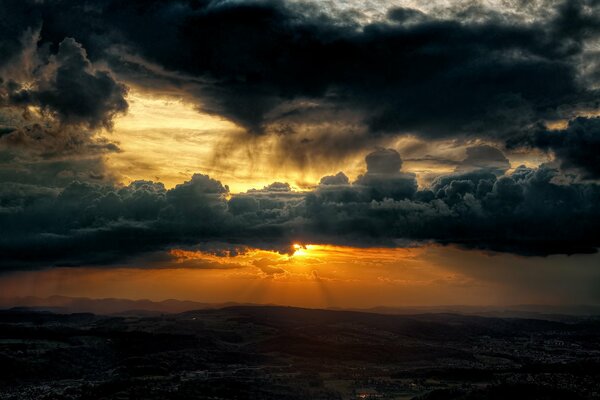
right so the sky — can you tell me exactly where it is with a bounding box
[0,0,600,308]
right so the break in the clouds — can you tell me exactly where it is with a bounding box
[1,147,600,269]
[1,0,600,269]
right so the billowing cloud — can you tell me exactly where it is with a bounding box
[508,117,600,179]
[1,0,600,271]
[455,145,510,176]
[1,0,598,176]
[364,148,403,174]
[1,148,599,270]
[0,26,127,190]
[354,148,418,200]
[5,38,128,129]
[319,172,349,186]
[102,0,595,140]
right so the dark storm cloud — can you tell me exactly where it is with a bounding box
[305,152,600,256]
[0,16,127,185]
[0,2,127,176]
[1,0,600,269]
[0,2,41,70]
[508,117,600,179]
[1,148,599,269]
[4,37,128,129]
[2,0,598,172]
[0,174,231,268]
[364,148,403,174]
[354,148,418,201]
[0,152,115,188]
[455,145,511,175]
[99,0,595,139]
[319,172,349,186]
[104,0,597,141]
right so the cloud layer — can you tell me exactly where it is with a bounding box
[1,148,599,269]
[2,0,599,175]
[1,0,600,270]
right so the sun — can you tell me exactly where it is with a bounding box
[292,243,308,257]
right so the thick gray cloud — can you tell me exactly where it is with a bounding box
[1,0,599,176]
[2,37,127,130]
[319,172,349,186]
[455,145,511,176]
[1,0,600,270]
[104,0,595,140]
[0,33,127,184]
[354,148,418,201]
[0,11,128,177]
[508,117,600,179]
[364,148,403,174]
[1,148,599,270]
[0,29,127,191]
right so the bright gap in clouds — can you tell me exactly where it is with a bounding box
[106,90,549,194]
[108,90,370,193]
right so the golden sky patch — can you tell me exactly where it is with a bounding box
[108,90,367,192]
[105,89,558,193]
[3,245,598,308]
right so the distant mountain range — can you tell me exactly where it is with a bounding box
[0,295,250,316]
[1,295,599,319]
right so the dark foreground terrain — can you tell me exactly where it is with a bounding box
[1,306,600,399]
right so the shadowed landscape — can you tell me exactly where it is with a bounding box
[1,305,599,399]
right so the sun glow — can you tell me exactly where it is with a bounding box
[292,243,310,257]
[165,244,420,276]
[3,244,597,309]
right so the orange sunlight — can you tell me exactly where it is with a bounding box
[3,245,600,309]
